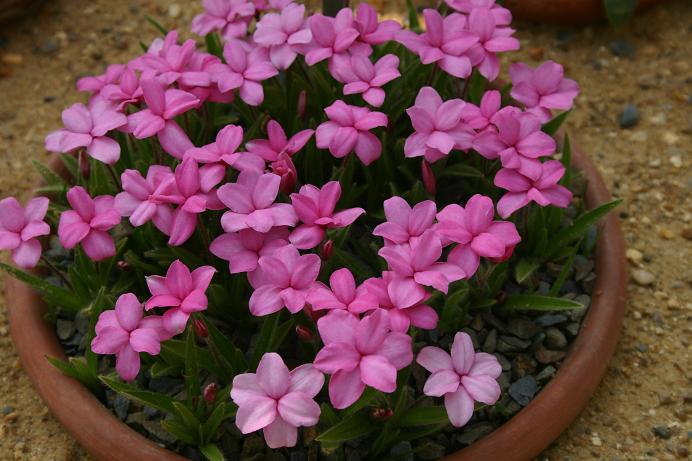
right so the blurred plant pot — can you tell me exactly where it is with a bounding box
[504,0,663,24]
[0,0,46,24]
[5,144,626,461]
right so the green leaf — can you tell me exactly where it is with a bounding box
[0,262,83,312]
[203,318,248,374]
[250,313,281,367]
[501,294,584,311]
[396,406,448,427]
[514,259,540,285]
[603,0,637,26]
[32,160,66,186]
[161,418,197,445]
[144,15,168,35]
[85,288,109,374]
[201,402,234,443]
[549,244,579,296]
[331,248,374,279]
[468,70,487,105]
[99,375,177,414]
[204,33,223,58]
[560,134,572,188]
[199,444,225,461]
[184,327,201,406]
[47,356,100,393]
[440,163,485,180]
[316,412,379,443]
[546,199,622,257]
[541,110,571,136]
[405,0,420,29]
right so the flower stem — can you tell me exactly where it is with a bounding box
[40,254,71,289]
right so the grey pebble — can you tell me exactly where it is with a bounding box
[494,353,511,371]
[505,318,540,339]
[535,348,567,364]
[113,394,130,420]
[416,441,446,461]
[652,425,672,439]
[496,336,531,353]
[56,319,76,341]
[544,327,567,349]
[618,104,640,128]
[454,422,495,446]
[536,314,568,327]
[536,365,557,382]
[609,39,636,58]
[389,442,413,461]
[565,322,581,336]
[508,376,538,406]
[483,329,497,353]
[1,406,14,415]
[632,268,655,286]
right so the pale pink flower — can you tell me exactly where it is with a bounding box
[464,7,519,81]
[245,120,314,163]
[92,293,168,381]
[509,61,580,122]
[352,3,401,45]
[373,196,436,245]
[404,87,474,163]
[331,53,400,107]
[76,64,126,95]
[445,0,512,26]
[314,310,412,409]
[100,67,144,111]
[182,52,236,104]
[253,3,312,70]
[210,227,289,274]
[249,245,321,316]
[302,11,367,66]
[45,99,127,165]
[114,166,174,233]
[307,268,378,313]
[494,161,572,218]
[125,77,199,159]
[0,197,50,269]
[315,100,387,165]
[133,38,211,88]
[144,260,216,334]
[460,90,501,131]
[217,171,298,233]
[437,194,521,277]
[362,271,438,332]
[378,230,465,293]
[417,331,501,427]
[191,0,256,40]
[397,10,478,78]
[185,124,266,172]
[58,186,120,261]
[209,39,278,106]
[289,181,365,249]
[231,353,323,448]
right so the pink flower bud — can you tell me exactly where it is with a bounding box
[203,383,218,403]
[271,153,297,195]
[116,260,130,270]
[79,151,91,178]
[372,407,393,421]
[297,90,307,119]
[295,324,313,341]
[421,160,436,196]
[192,318,208,338]
[320,240,333,261]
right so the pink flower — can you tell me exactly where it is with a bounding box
[144,260,216,334]
[417,332,501,427]
[494,161,573,218]
[352,3,401,45]
[249,245,321,316]
[464,7,519,81]
[510,61,580,122]
[314,310,412,409]
[185,124,266,172]
[218,171,298,233]
[246,120,314,163]
[289,181,365,249]
[445,0,512,26]
[209,39,278,106]
[210,227,289,274]
[472,109,556,180]
[315,100,387,165]
[362,271,438,332]
[133,38,211,89]
[331,53,400,107]
[397,10,478,78]
[378,230,465,293]
[100,67,144,111]
[92,293,168,381]
[373,196,436,245]
[231,353,323,448]
[114,166,174,233]
[303,11,367,66]
[307,268,378,313]
[76,64,126,95]
[0,197,50,269]
[404,87,474,163]
[58,186,120,261]
[191,0,256,40]
[45,99,127,165]
[437,194,521,277]
[253,3,312,70]
[460,90,501,131]
[125,77,199,158]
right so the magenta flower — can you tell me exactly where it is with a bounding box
[445,0,512,26]
[315,100,387,165]
[231,353,323,448]
[404,87,474,163]
[76,64,126,95]
[307,268,378,313]
[510,61,580,122]
[125,77,199,159]
[378,230,465,293]
[417,332,501,427]
[45,99,127,165]
[362,271,438,332]
[245,120,314,163]
[397,10,478,78]
[464,7,519,81]
[494,161,573,218]
[144,260,216,334]
[472,110,556,180]
[115,166,174,233]
[218,171,298,233]
[134,38,211,89]
[253,3,312,70]
[209,39,278,106]
[303,11,366,66]
[373,196,436,245]
[460,90,501,131]
[249,245,321,316]
[100,67,144,111]
[352,3,401,45]
[437,194,521,277]
[191,0,256,40]
[185,124,265,172]
[58,186,120,261]
[314,310,412,409]
[210,227,289,274]
[289,181,365,249]
[0,197,50,269]
[331,53,400,107]
[92,293,166,381]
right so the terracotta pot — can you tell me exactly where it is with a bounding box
[5,145,626,461]
[504,0,662,24]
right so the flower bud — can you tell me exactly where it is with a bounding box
[303,303,326,322]
[421,160,436,196]
[295,324,313,341]
[116,260,130,270]
[371,407,393,421]
[192,318,208,338]
[203,383,218,404]
[320,240,334,261]
[271,153,297,194]
[297,90,307,120]
[79,151,90,178]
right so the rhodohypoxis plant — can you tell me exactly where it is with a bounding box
[0,1,623,459]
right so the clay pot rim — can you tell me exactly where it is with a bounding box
[5,144,626,461]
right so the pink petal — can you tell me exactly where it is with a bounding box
[317,310,358,345]
[257,352,290,398]
[114,293,143,331]
[416,346,453,373]
[277,392,320,427]
[314,343,360,374]
[249,285,285,316]
[444,386,474,427]
[235,396,278,433]
[81,230,115,261]
[360,354,396,393]
[355,309,389,354]
[10,240,42,269]
[376,332,413,369]
[115,345,141,381]
[461,374,500,404]
[231,373,266,404]
[129,328,161,355]
[468,352,502,379]
[262,415,297,449]
[328,368,365,410]
[288,364,324,398]
[424,369,460,397]
[451,332,475,375]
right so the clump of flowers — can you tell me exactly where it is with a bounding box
[0,1,619,459]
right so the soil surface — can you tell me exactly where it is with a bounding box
[0,0,690,460]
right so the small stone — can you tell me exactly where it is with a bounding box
[113,394,130,420]
[55,319,75,341]
[389,442,413,461]
[3,412,18,423]
[626,248,643,264]
[535,348,566,364]
[416,441,446,461]
[681,228,692,241]
[528,47,544,60]
[1,406,14,415]
[565,322,580,336]
[512,354,537,378]
[544,327,567,349]
[591,435,602,446]
[632,269,655,286]
[125,411,146,426]
[536,314,567,327]
[618,104,640,129]
[38,40,60,55]
[609,39,635,58]
[677,446,690,458]
[536,365,556,382]
[482,329,497,353]
[496,336,531,353]
[508,376,537,406]
[635,343,648,353]
[168,4,181,18]
[1,53,22,65]
[652,425,672,439]
[494,353,511,371]
[659,228,675,240]
[505,318,540,339]
[658,392,674,406]
[454,422,495,445]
